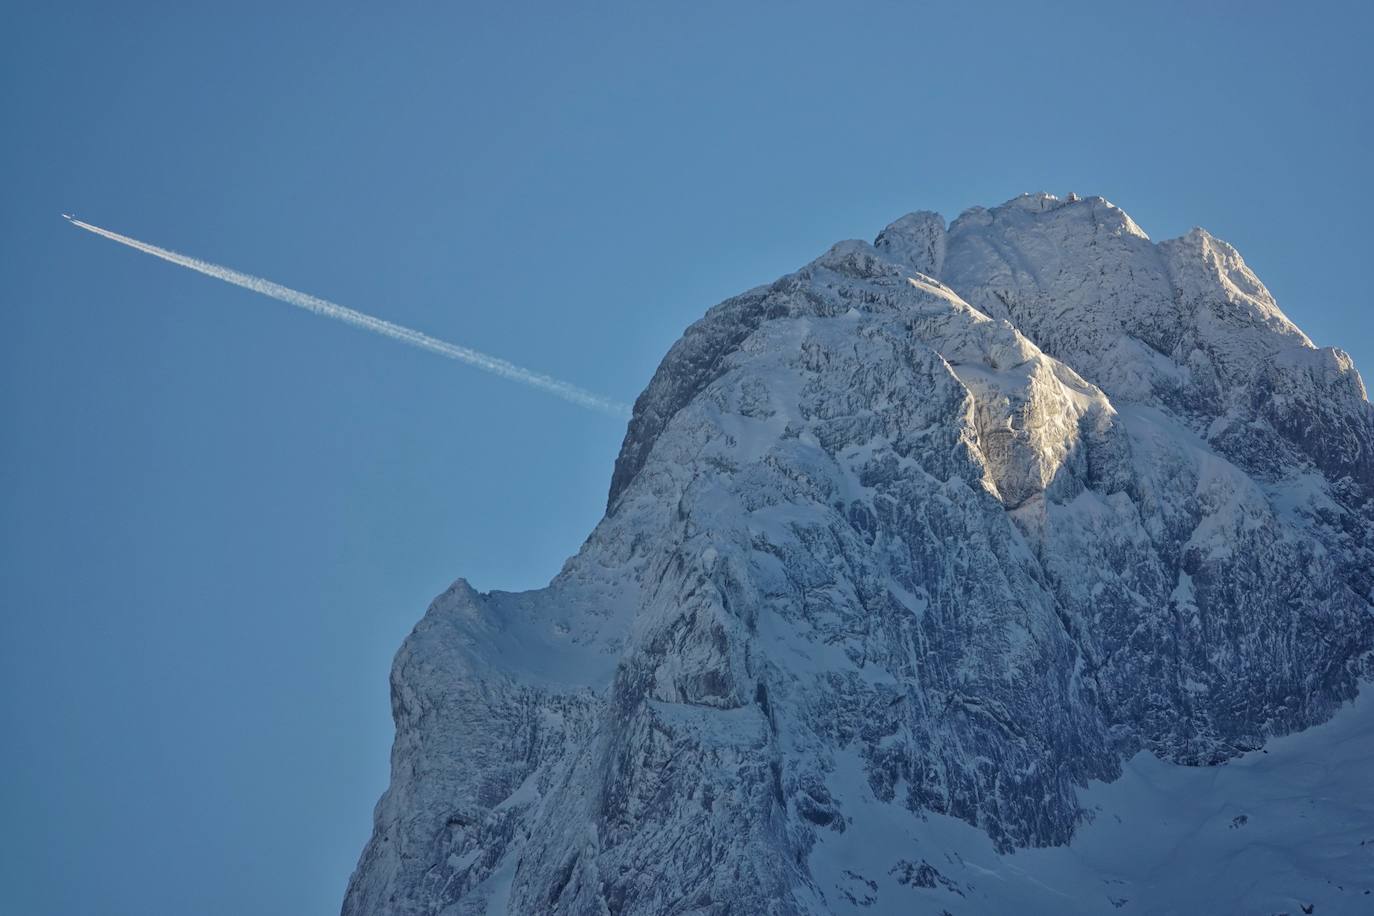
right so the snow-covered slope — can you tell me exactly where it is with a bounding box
[344,194,1374,915]
[811,684,1374,915]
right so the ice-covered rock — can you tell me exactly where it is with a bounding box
[344,194,1374,915]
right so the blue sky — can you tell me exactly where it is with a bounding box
[2,2,1370,913]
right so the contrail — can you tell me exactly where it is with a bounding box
[63,215,633,419]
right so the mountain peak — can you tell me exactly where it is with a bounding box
[346,196,1374,916]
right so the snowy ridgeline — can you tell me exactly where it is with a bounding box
[345,194,1374,916]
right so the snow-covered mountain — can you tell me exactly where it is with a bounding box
[344,194,1374,915]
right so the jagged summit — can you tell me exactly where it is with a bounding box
[347,196,1374,915]
[611,193,1366,511]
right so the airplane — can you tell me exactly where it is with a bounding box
[62,212,74,220]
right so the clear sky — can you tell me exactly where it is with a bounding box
[2,2,1370,913]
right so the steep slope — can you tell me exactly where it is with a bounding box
[345,195,1374,916]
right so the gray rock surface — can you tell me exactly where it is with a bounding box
[344,194,1374,915]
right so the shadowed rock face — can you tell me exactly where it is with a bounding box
[344,194,1374,916]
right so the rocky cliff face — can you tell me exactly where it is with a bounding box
[344,194,1374,915]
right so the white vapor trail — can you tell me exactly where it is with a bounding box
[64,216,633,419]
